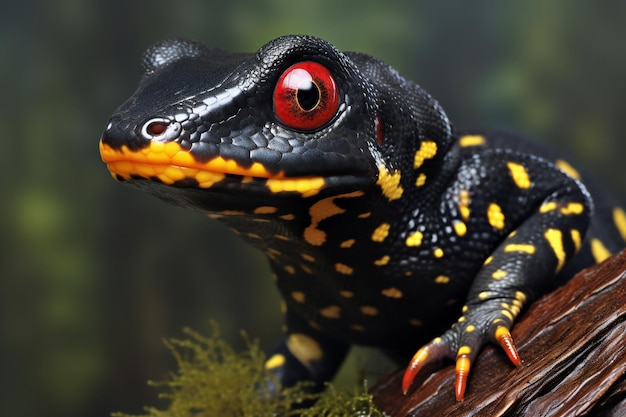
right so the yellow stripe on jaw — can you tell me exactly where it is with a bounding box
[99,140,326,197]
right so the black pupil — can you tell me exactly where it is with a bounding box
[296,81,320,111]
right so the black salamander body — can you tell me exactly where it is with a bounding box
[100,35,626,400]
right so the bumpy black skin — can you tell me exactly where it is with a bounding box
[101,36,626,396]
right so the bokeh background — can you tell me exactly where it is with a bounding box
[2,1,626,416]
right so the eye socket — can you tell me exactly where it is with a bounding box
[273,61,339,130]
[140,117,181,141]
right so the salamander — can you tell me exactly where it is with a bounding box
[99,35,626,400]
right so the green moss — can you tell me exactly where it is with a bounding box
[112,324,386,417]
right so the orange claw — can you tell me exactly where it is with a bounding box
[402,345,429,394]
[495,326,521,366]
[455,354,471,400]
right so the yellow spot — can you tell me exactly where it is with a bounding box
[339,290,354,298]
[540,201,559,213]
[613,207,626,240]
[457,316,466,322]
[291,291,306,303]
[433,248,444,258]
[555,159,581,180]
[304,191,364,246]
[465,325,476,332]
[381,287,403,298]
[487,203,505,230]
[504,244,536,254]
[435,275,450,284]
[340,239,356,248]
[560,202,584,215]
[458,135,486,147]
[405,230,423,247]
[372,223,391,242]
[458,190,471,220]
[494,326,510,341]
[335,263,354,275]
[374,255,391,266]
[301,253,315,262]
[453,220,467,236]
[415,173,427,187]
[266,177,326,197]
[409,319,423,327]
[462,305,469,313]
[274,234,290,241]
[492,269,507,280]
[286,333,323,368]
[358,212,372,218]
[253,206,278,214]
[283,265,296,275]
[247,232,261,239]
[265,353,286,370]
[478,291,489,300]
[591,238,611,263]
[484,256,493,265]
[507,161,531,189]
[458,345,472,355]
[376,165,403,201]
[501,309,514,320]
[360,306,379,316]
[515,291,527,303]
[413,140,438,169]
[544,228,566,272]
[320,305,341,319]
[280,214,296,221]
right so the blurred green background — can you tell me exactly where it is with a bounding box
[2,1,625,416]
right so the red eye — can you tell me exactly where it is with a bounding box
[273,61,339,130]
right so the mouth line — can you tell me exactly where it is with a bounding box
[100,140,330,197]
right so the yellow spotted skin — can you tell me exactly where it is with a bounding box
[99,36,626,397]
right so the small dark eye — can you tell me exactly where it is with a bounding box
[140,117,181,141]
[273,61,339,130]
[146,120,169,136]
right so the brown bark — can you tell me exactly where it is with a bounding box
[372,250,626,416]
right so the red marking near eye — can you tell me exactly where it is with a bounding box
[375,115,384,145]
[146,121,168,136]
[273,61,339,130]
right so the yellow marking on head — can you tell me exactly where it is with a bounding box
[319,305,341,319]
[360,306,379,316]
[374,255,391,266]
[301,253,315,262]
[504,243,536,254]
[453,220,467,236]
[266,177,325,197]
[405,230,423,247]
[555,159,581,180]
[304,191,364,246]
[465,325,476,333]
[433,248,444,258]
[376,165,403,201]
[507,161,531,189]
[487,203,505,230]
[435,275,450,284]
[613,207,626,241]
[334,263,354,275]
[291,291,306,303]
[264,353,286,370]
[286,333,323,368]
[458,189,471,220]
[560,202,584,215]
[339,290,354,298]
[372,223,391,242]
[591,238,611,263]
[283,265,296,275]
[540,201,559,213]
[340,239,356,248]
[458,345,472,355]
[409,319,423,327]
[415,173,427,187]
[413,140,438,169]
[458,135,486,147]
[381,287,403,298]
[492,269,507,280]
[254,206,278,214]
